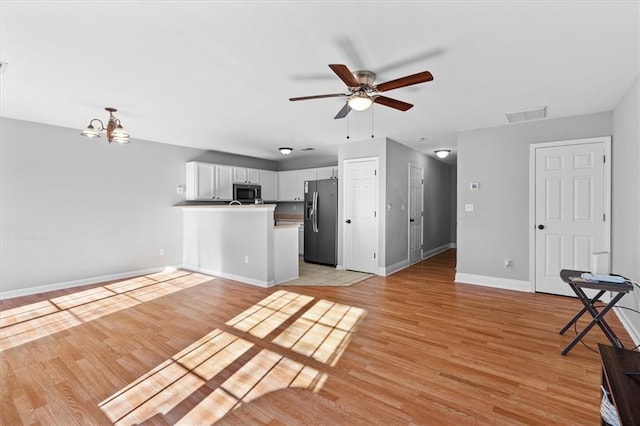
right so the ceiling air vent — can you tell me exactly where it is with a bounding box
[300,148,315,151]
[506,106,547,123]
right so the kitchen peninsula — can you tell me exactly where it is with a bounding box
[180,204,298,286]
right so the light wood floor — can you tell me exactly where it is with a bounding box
[1,250,634,425]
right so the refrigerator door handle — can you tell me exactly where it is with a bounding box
[313,191,319,233]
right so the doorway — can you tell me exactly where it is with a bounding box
[343,157,379,274]
[530,137,611,297]
[409,164,424,265]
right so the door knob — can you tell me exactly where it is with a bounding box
[410,219,415,222]
[538,224,545,230]
[345,219,352,224]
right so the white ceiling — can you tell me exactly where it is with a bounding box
[1,1,638,164]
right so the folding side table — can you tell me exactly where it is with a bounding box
[559,269,633,356]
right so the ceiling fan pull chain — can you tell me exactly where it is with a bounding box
[346,114,350,139]
[371,105,375,138]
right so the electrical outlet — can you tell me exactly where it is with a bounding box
[504,259,512,268]
[159,248,165,256]
[244,256,249,264]
[465,204,474,212]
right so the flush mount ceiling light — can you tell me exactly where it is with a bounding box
[435,149,451,159]
[81,107,129,144]
[505,106,547,123]
[347,92,373,111]
[279,147,293,155]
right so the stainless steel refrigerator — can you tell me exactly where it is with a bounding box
[304,178,338,266]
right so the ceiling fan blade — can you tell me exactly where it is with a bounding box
[334,103,352,119]
[328,64,361,88]
[375,48,444,74]
[373,96,413,111]
[289,93,346,101]
[375,71,434,92]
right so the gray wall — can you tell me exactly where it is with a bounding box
[192,150,278,171]
[0,118,203,296]
[277,155,338,171]
[423,152,453,252]
[338,137,454,272]
[450,165,458,244]
[385,138,452,268]
[612,76,640,339]
[456,111,613,280]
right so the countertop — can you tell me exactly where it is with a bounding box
[274,224,299,229]
[174,202,276,209]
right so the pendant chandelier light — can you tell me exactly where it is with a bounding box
[81,107,130,144]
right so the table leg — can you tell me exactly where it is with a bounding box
[559,288,606,335]
[561,292,626,355]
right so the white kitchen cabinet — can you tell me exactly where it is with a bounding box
[278,169,317,201]
[233,167,261,184]
[260,170,278,201]
[186,162,215,200]
[186,162,233,201]
[215,165,234,200]
[316,166,338,180]
[247,168,261,183]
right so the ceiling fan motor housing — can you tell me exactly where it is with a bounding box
[352,70,376,90]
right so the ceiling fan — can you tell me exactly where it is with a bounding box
[289,64,433,119]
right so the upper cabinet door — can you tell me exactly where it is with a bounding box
[186,162,216,200]
[233,167,247,183]
[247,169,261,184]
[233,167,261,183]
[278,170,299,201]
[215,165,234,200]
[260,170,278,201]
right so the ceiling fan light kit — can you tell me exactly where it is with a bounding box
[289,63,433,119]
[347,93,373,111]
[81,107,130,144]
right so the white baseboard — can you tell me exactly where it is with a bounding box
[614,307,640,348]
[183,265,275,288]
[0,266,178,300]
[379,259,409,276]
[454,273,531,293]
[379,243,456,276]
[422,243,455,260]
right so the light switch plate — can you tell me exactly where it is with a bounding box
[465,203,474,212]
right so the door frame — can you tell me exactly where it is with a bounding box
[343,156,379,274]
[408,163,424,265]
[528,136,611,292]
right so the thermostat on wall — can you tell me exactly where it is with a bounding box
[470,182,479,190]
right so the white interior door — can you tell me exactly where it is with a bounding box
[533,139,610,297]
[344,158,378,274]
[409,165,423,264]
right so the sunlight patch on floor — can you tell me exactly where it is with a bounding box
[99,290,366,425]
[0,271,213,351]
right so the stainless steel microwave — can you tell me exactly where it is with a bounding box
[233,183,261,203]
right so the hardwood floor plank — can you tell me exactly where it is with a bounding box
[1,249,635,424]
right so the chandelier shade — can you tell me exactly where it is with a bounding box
[81,107,130,144]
